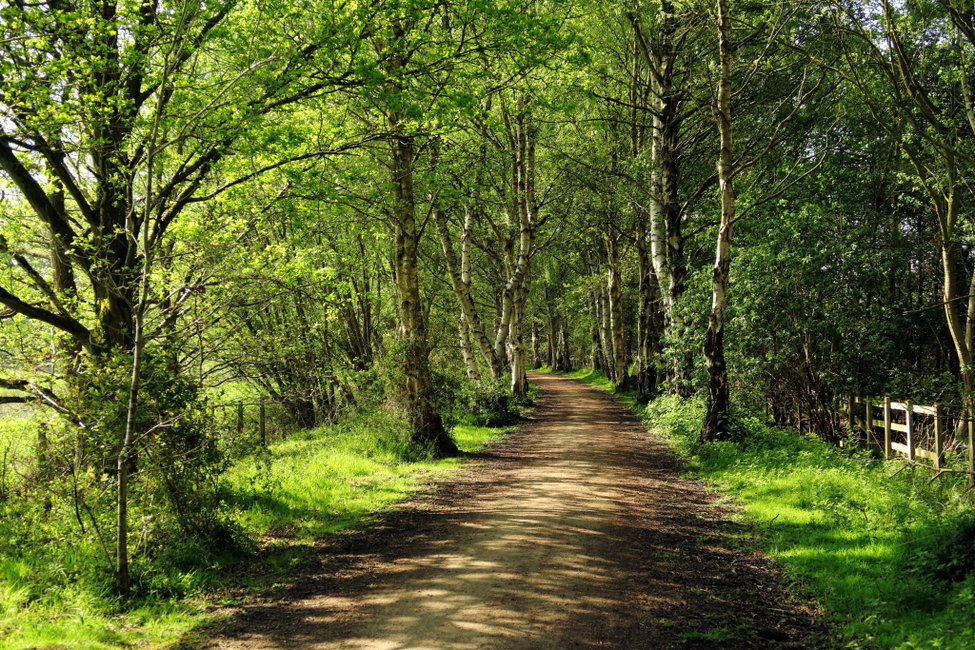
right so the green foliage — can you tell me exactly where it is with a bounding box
[0,352,240,645]
[645,396,975,648]
[221,402,514,543]
[3,0,972,646]
[900,514,975,586]
[0,371,517,646]
[434,372,530,428]
[64,350,231,543]
[225,412,454,539]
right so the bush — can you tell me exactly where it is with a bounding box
[901,513,975,585]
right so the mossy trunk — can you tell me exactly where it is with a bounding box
[388,120,456,457]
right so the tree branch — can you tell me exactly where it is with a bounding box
[0,285,91,349]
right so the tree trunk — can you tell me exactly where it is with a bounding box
[497,97,536,395]
[633,0,690,394]
[388,116,456,456]
[509,283,528,397]
[596,287,613,379]
[458,314,479,379]
[557,323,571,371]
[605,233,630,391]
[590,318,602,372]
[530,320,541,370]
[701,0,735,442]
[938,184,975,399]
[433,192,502,379]
[635,235,662,400]
[547,295,559,369]
[591,289,603,371]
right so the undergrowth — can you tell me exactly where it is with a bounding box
[563,367,975,648]
[224,412,508,541]
[0,401,521,649]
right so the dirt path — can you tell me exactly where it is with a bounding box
[201,373,825,649]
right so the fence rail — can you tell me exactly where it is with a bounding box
[833,396,975,486]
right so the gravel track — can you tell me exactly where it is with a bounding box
[200,372,825,649]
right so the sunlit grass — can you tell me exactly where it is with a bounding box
[0,558,206,649]
[225,415,510,541]
[560,367,640,410]
[640,392,975,648]
[566,367,616,392]
[0,409,513,649]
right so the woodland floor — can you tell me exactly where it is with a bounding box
[193,373,828,649]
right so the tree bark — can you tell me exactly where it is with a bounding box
[939,185,975,397]
[496,97,537,397]
[635,233,662,400]
[458,314,479,379]
[433,200,502,379]
[594,286,612,374]
[388,118,456,456]
[605,233,630,391]
[701,0,735,442]
[557,322,571,371]
[632,0,691,395]
[509,282,528,396]
[531,320,541,370]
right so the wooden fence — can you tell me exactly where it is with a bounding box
[838,396,975,486]
[210,401,290,446]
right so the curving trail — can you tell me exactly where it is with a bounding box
[201,373,824,649]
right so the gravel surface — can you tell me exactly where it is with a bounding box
[197,372,827,649]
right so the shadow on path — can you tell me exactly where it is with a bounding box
[194,373,826,649]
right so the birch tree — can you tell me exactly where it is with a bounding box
[700,0,830,440]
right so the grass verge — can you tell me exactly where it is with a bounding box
[225,414,509,541]
[554,367,975,649]
[0,414,513,649]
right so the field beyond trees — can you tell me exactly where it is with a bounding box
[2,0,975,647]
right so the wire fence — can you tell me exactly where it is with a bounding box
[209,400,293,451]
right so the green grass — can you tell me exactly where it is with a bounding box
[551,368,975,647]
[566,367,616,391]
[225,414,506,540]
[679,627,738,644]
[564,365,975,648]
[0,410,513,649]
[0,594,205,650]
[562,367,642,410]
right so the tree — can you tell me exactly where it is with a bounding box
[700,0,829,440]
[700,0,736,440]
[0,0,368,592]
[824,0,975,403]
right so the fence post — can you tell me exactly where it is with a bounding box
[906,400,915,461]
[847,394,855,431]
[236,403,245,435]
[883,396,892,460]
[968,418,974,488]
[864,396,872,439]
[259,401,267,446]
[934,404,943,470]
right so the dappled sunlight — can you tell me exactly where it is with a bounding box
[210,373,819,649]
